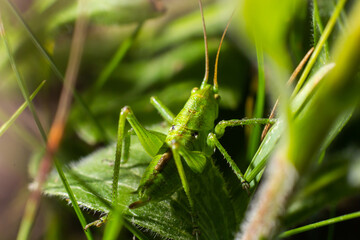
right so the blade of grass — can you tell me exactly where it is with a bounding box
[91,22,143,95]
[1,11,49,240]
[313,0,329,61]
[53,158,94,239]
[1,20,55,239]
[0,110,40,149]
[123,220,151,240]
[245,63,334,184]
[260,47,314,141]
[0,13,47,143]
[312,0,319,46]
[0,80,46,138]
[5,0,110,143]
[279,210,360,238]
[31,1,94,239]
[103,192,126,240]
[327,206,336,240]
[246,39,265,161]
[103,213,123,240]
[2,1,94,239]
[238,0,360,238]
[293,0,347,95]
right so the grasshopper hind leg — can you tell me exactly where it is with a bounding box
[208,119,276,193]
[207,133,251,193]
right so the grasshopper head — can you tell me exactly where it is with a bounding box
[179,84,219,132]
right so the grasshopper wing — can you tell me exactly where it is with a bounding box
[180,148,207,173]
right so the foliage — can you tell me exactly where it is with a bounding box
[0,0,360,239]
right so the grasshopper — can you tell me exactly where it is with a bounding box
[109,0,274,235]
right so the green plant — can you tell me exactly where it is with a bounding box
[0,0,359,239]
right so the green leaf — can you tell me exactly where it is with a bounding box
[44,124,237,240]
[35,0,165,31]
[244,62,348,185]
[236,0,305,71]
[283,148,360,227]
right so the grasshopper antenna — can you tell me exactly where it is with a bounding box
[199,0,209,88]
[213,12,233,93]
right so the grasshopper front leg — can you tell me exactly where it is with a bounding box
[150,96,175,124]
[86,106,168,230]
[207,118,276,192]
[114,106,167,198]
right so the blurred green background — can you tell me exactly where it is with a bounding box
[0,0,359,239]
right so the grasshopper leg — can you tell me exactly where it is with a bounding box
[150,96,175,124]
[208,118,276,192]
[84,216,107,230]
[171,141,200,239]
[207,133,250,192]
[112,106,166,208]
[214,118,276,139]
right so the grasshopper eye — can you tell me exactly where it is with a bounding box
[192,87,199,93]
[214,94,221,101]
[192,131,199,139]
[170,125,175,131]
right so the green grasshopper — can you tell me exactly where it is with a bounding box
[109,0,274,235]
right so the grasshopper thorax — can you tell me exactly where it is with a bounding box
[166,83,219,150]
